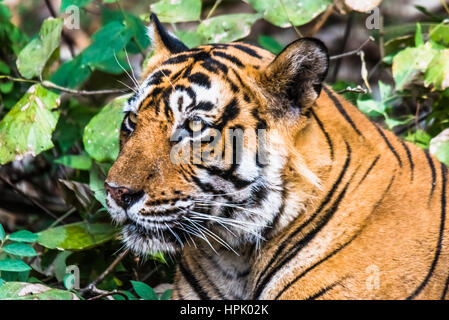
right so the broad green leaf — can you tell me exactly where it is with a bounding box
[83,95,128,162]
[0,84,60,165]
[405,129,432,149]
[37,222,118,250]
[0,282,78,300]
[424,49,449,90]
[160,289,172,300]
[0,259,31,272]
[60,0,92,12]
[392,42,437,91]
[16,18,64,79]
[89,164,107,207]
[51,55,91,89]
[131,281,158,300]
[0,224,5,242]
[258,35,284,54]
[245,0,331,28]
[151,0,201,23]
[54,153,92,170]
[429,23,449,46]
[357,98,385,118]
[2,243,37,257]
[175,30,206,49]
[430,128,449,166]
[63,273,75,290]
[415,23,424,46]
[197,14,260,44]
[81,21,133,65]
[8,230,38,243]
[384,117,412,130]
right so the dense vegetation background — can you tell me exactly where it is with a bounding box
[0,0,448,300]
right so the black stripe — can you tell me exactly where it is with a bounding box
[400,139,414,181]
[231,44,263,59]
[273,212,360,300]
[407,163,447,299]
[188,72,211,88]
[191,256,227,299]
[254,142,352,292]
[254,160,354,299]
[442,272,449,300]
[310,109,334,160]
[178,260,210,300]
[306,281,341,300]
[356,155,381,188]
[373,124,403,168]
[425,150,437,200]
[212,51,244,67]
[322,86,363,136]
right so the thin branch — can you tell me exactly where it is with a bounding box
[88,290,129,300]
[337,85,368,94]
[309,3,334,36]
[0,175,58,220]
[331,13,353,82]
[440,0,449,16]
[206,0,222,20]
[330,37,374,60]
[79,248,130,294]
[0,76,127,95]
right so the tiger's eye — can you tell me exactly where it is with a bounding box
[189,120,204,132]
[129,112,138,123]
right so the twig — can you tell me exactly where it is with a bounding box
[44,0,76,58]
[330,37,374,60]
[79,248,130,294]
[440,0,449,16]
[378,6,385,61]
[48,207,76,228]
[206,0,222,20]
[0,76,126,95]
[88,290,129,300]
[330,13,353,82]
[0,175,58,220]
[310,3,334,36]
[337,85,368,94]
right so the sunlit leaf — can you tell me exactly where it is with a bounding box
[16,18,64,79]
[83,95,128,163]
[424,49,449,90]
[175,30,205,48]
[0,85,60,165]
[37,222,118,250]
[151,0,201,23]
[245,0,330,28]
[197,14,259,44]
[54,153,92,170]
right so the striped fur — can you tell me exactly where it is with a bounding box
[106,14,449,300]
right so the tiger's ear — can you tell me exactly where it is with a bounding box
[261,38,329,116]
[141,14,188,79]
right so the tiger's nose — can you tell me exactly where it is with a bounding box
[105,183,144,210]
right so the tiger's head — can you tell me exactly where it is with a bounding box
[105,14,329,255]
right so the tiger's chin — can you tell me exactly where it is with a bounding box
[121,223,181,256]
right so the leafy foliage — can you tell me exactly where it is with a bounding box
[0,0,448,300]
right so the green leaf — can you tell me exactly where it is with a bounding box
[151,0,201,23]
[37,222,118,250]
[384,117,412,130]
[429,23,449,46]
[83,95,128,162]
[392,42,437,91]
[424,49,449,90]
[60,0,92,12]
[0,224,5,242]
[246,0,331,28]
[430,129,449,166]
[405,129,432,149]
[415,23,424,46]
[131,281,158,300]
[16,18,64,79]
[54,153,92,170]
[160,289,172,300]
[63,273,75,290]
[0,259,31,272]
[2,243,37,257]
[89,164,107,207]
[51,55,92,89]
[357,98,385,118]
[81,21,133,65]
[8,230,38,243]
[175,30,206,49]
[0,282,78,300]
[197,14,260,44]
[258,35,284,54]
[0,84,60,165]
[0,278,4,287]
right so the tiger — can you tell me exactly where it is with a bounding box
[104,14,449,300]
